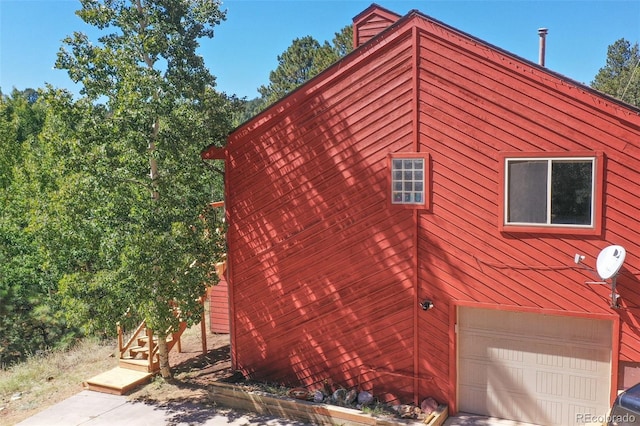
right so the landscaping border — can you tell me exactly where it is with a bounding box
[207,382,448,426]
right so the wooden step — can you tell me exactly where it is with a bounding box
[129,345,150,357]
[84,367,153,395]
[119,358,158,372]
[138,335,174,345]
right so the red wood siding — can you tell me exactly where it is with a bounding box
[413,16,640,400]
[216,8,640,409]
[352,5,401,48]
[209,278,230,334]
[226,30,418,402]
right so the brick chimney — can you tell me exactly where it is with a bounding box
[352,4,402,49]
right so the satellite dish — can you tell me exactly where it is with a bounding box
[596,245,626,280]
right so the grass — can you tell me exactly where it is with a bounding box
[360,401,398,417]
[0,338,117,425]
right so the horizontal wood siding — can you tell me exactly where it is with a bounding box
[209,278,230,334]
[356,16,395,46]
[353,7,400,48]
[227,32,419,401]
[221,9,640,408]
[413,18,640,396]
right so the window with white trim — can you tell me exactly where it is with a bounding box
[391,157,425,205]
[504,156,595,227]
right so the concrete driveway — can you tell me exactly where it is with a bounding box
[16,389,546,426]
[15,390,308,426]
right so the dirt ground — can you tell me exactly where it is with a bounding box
[128,327,237,404]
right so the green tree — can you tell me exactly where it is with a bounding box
[0,89,75,366]
[330,24,353,58]
[234,96,267,125]
[53,0,233,377]
[591,38,640,107]
[0,93,20,191]
[0,89,44,189]
[257,25,353,107]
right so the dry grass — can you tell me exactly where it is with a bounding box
[0,326,231,426]
[0,338,117,425]
[0,326,230,425]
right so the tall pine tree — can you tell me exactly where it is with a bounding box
[591,38,640,107]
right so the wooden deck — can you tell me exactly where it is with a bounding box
[84,367,154,395]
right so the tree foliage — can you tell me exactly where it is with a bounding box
[0,89,75,366]
[1,5,351,369]
[50,0,235,376]
[591,38,640,107]
[256,25,353,109]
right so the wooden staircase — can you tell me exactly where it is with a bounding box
[118,321,187,372]
[84,320,187,395]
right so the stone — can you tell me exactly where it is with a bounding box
[344,388,357,405]
[357,391,373,406]
[421,397,438,414]
[332,388,347,404]
[287,388,310,400]
[394,404,420,419]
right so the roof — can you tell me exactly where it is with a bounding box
[201,6,640,159]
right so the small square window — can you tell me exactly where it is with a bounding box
[391,155,426,206]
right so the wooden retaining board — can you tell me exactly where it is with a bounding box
[208,382,447,426]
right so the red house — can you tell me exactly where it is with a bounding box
[202,5,640,425]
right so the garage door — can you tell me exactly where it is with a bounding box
[458,307,612,426]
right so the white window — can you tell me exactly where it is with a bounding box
[504,156,596,227]
[391,158,425,205]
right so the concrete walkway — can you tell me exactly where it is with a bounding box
[443,413,540,425]
[16,389,544,426]
[16,390,307,426]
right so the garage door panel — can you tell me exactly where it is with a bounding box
[568,403,602,424]
[487,338,526,363]
[458,308,612,426]
[459,386,485,414]
[535,347,566,368]
[536,370,563,396]
[488,363,526,392]
[460,386,530,420]
[536,399,563,425]
[459,360,488,386]
[568,374,601,402]
[459,309,611,345]
[487,389,531,422]
[568,347,611,372]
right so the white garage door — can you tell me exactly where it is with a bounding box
[458,307,612,426]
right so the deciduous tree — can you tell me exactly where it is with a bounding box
[54,0,234,377]
[0,89,74,366]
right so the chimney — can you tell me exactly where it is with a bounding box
[538,28,548,67]
[352,5,401,49]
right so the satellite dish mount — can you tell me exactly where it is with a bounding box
[581,245,626,308]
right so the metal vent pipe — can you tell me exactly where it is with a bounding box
[538,28,548,67]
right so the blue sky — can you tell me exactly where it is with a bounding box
[1,0,639,99]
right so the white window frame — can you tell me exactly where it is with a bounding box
[504,156,596,228]
[391,157,426,206]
